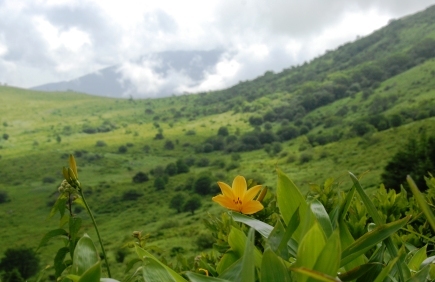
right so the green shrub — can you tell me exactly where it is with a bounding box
[132,172,149,183]
[194,175,213,195]
[0,190,10,204]
[196,233,215,250]
[169,193,186,213]
[122,190,143,201]
[118,145,128,153]
[183,195,202,214]
[0,248,40,280]
[299,152,313,164]
[95,140,107,147]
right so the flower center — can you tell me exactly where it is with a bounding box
[233,197,242,211]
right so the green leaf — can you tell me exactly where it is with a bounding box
[268,208,300,259]
[407,176,435,233]
[134,245,187,282]
[408,245,427,272]
[230,212,273,238]
[37,228,68,250]
[407,265,430,282]
[261,248,291,282]
[71,234,100,275]
[349,172,410,280]
[239,229,255,282]
[142,257,177,282]
[185,272,231,282]
[216,251,239,275]
[355,245,385,282]
[54,247,70,277]
[124,258,142,274]
[277,169,308,242]
[78,261,101,282]
[310,199,333,238]
[338,263,384,281]
[296,221,326,282]
[69,217,82,258]
[290,267,340,282]
[373,255,400,282]
[338,218,367,270]
[341,216,410,266]
[309,229,341,281]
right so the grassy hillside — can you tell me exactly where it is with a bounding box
[1,5,435,278]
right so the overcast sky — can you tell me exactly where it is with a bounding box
[1,0,434,95]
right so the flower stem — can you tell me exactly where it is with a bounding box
[79,189,111,277]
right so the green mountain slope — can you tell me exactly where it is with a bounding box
[1,5,435,278]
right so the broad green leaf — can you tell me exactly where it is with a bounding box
[310,199,333,238]
[239,228,255,282]
[186,272,231,282]
[339,185,355,221]
[309,229,341,281]
[290,267,340,282]
[349,172,410,281]
[37,228,68,250]
[100,279,122,282]
[277,169,308,241]
[261,248,291,282]
[71,234,100,275]
[230,212,273,238]
[296,221,326,282]
[407,176,435,233]
[341,216,410,266]
[338,263,384,281]
[142,257,176,282]
[373,256,400,282]
[64,274,80,282]
[355,245,385,282]
[48,194,68,219]
[69,217,82,258]
[124,258,142,274]
[134,245,187,282]
[338,218,366,270]
[216,251,238,275]
[54,247,70,277]
[219,259,243,281]
[78,261,101,282]
[407,265,430,282]
[268,208,300,259]
[408,245,427,272]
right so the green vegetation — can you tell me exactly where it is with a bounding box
[1,5,435,280]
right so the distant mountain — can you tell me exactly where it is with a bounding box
[31,49,224,98]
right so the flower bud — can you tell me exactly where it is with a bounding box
[256,186,268,202]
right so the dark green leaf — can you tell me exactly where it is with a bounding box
[71,234,100,275]
[78,261,101,282]
[230,212,273,238]
[261,248,291,282]
[37,228,68,250]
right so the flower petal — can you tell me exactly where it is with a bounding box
[212,195,239,211]
[243,185,262,202]
[241,200,264,215]
[233,175,247,200]
[217,181,235,199]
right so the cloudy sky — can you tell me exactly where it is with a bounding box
[1,0,434,96]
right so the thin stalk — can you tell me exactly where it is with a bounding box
[79,189,111,278]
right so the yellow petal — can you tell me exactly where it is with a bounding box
[212,195,239,211]
[244,185,262,202]
[217,181,235,199]
[233,175,247,200]
[241,200,264,214]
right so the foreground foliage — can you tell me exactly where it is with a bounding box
[28,155,435,281]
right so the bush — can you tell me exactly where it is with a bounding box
[217,126,229,136]
[122,190,143,201]
[169,193,186,213]
[132,172,149,183]
[0,190,10,204]
[118,145,128,153]
[249,115,263,126]
[164,140,174,150]
[194,175,213,195]
[3,133,9,140]
[95,140,107,147]
[176,159,190,173]
[42,176,56,184]
[165,163,178,176]
[299,152,313,164]
[196,233,215,250]
[196,158,210,167]
[154,177,166,190]
[183,195,202,214]
[185,130,196,136]
[0,248,40,280]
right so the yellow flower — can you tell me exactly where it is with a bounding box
[212,175,264,214]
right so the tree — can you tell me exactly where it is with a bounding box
[0,248,40,280]
[217,126,229,136]
[184,195,202,214]
[176,159,189,173]
[164,140,174,150]
[169,193,186,213]
[154,177,166,190]
[381,133,435,192]
[165,163,178,176]
[132,172,149,183]
[194,175,212,195]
